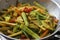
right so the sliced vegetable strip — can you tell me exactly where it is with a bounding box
[33,1,46,10]
[9,31,22,37]
[31,21,46,30]
[41,21,54,30]
[21,12,29,26]
[40,30,49,38]
[28,15,46,30]
[22,30,29,38]
[20,24,40,39]
[0,21,17,26]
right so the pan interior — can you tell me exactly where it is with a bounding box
[0,0,60,40]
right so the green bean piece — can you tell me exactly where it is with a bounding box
[33,1,46,10]
[21,12,29,26]
[4,16,10,21]
[28,15,45,30]
[41,21,54,30]
[0,21,17,26]
[31,21,46,30]
[36,14,42,25]
[22,30,29,38]
[29,23,39,29]
[13,25,19,33]
[30,10,46,20]
[36,11,46,20]
[33,1,49,14]
[30,11,37,17]
[9,31,22,37]
[7,30,14,34]
[20,24,40,40]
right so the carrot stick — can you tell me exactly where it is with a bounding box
[40,30,49,38]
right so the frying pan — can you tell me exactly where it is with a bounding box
[0,0,60,40]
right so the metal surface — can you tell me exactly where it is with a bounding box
[0,0,60,40]
[0,35,7,40]
[55,35,60,38]
[0,0,17,10]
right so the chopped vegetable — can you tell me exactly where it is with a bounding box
[16,16,23,23]
[7,30,14,34]
[31,21,46,30]
[30,11,37,17]
[4,16,10,21]
[29,23,39,29]
[40,30,49,38]
[20,24,40,39]
[0,21,17,26]
[30,10,47,20]
[9,31,22,37]
[41,21,54,30]
[33,1,46,10]
[21,12,29,26]
[22,30,29,38]
[35,11,46,20]
[0,1,58,39]
[13,25,20,33]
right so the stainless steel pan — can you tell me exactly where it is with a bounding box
[0,0,60,40]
